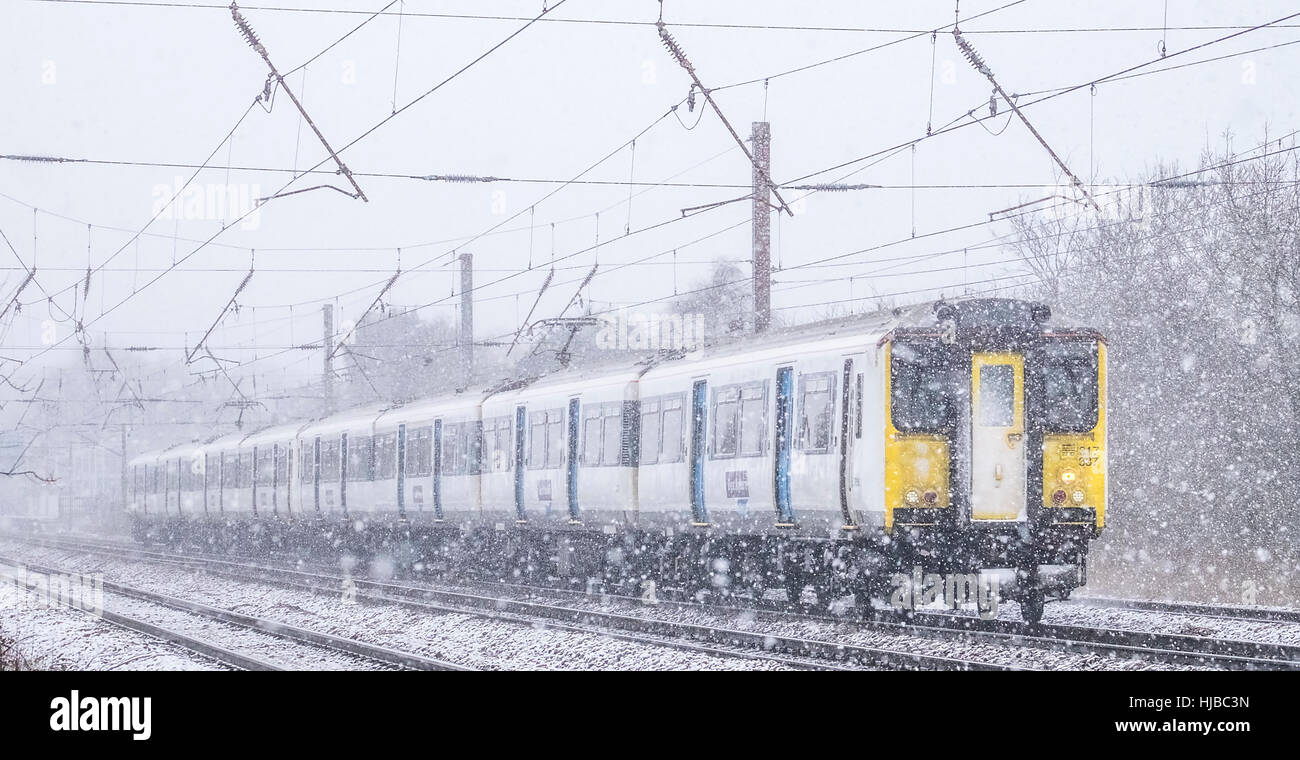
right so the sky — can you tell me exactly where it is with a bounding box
[2,0,1298,396]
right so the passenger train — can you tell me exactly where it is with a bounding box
[126,298,1108,622]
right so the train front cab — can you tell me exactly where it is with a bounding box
[883,300,1106,622]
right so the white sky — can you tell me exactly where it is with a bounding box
[2,0,1297,394]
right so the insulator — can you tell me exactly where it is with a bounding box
[952,29,993,78]
[656,22,693,72]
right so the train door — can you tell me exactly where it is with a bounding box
[313,436,321,513]
[690,380,708,525]
[397,424,407,519]
[566,398,580,521]
[838,359,855,526]
[432,419,444,520]
[774,367,794,524]
[339,434,348,515]
[971,353,1026,521]
[252,445,260,517]
[514,406,526,521]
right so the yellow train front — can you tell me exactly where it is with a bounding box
[881,299,1106,622]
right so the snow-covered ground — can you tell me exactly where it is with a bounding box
[0,540,801,670]
[4,537,1276,670]
[0,580,225,671]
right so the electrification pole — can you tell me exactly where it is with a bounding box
[459,253,474,388]
[322,304,334,413]
[752,121,772,333]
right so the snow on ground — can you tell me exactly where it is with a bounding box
[0,540,799,671]
[1045,601,1300,647]
[495,585,1208,671]
[2,539,1248,670]
[101,590,393,670]
[0,577,225,671]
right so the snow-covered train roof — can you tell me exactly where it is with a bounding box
[483,366,646,408]
[373,392,485,429]
[240,420,313,449]
[298,402,394,438]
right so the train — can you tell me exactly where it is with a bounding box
[124,297,1108,622]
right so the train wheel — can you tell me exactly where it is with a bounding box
[1021,590,1045,624]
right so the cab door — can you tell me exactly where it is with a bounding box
[970,353,1026,521]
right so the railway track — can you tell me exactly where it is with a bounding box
[0,552,471,671]
[14,532,1300,669]
[3,534,1030,671]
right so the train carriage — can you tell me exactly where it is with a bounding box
[295,404,392,517]
[373,395,484,524]
[204,432,252,515]
[636,314,896,537]
[126,449,163,516]
[480,369,643,529]
[238,423,302,518]
[165,443,205,516]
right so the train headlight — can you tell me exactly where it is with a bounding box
[922,490,939,505]
[1060,469,1077,484]
[1051,489,1067,505]
[1072,489,1086,504]
[905,489,920,505]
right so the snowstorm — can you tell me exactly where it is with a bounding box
[1,0,1298,693]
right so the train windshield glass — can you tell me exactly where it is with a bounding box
[891,342,956,432]
[1044,341,1099,431]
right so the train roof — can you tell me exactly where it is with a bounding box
[240,420,313,448]
[483,365,647,407]
[372,392,486,429]
[299,402,395,438]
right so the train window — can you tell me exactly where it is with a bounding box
[275,443,290,484]
[222,453,238,489]
[406,427,432,477]
[978,365,1015,427]
[601,405,622,465]
[739,384,767,456]
[375,432,398,479]
[546,411,563,468]
[798,373,836,453]
[441,424,462,475]
[482,417,512,472]
[855,373,864,439]
[167,461,178,492]
[440,421,479,476]
[347,435,373,481]
[526,409,566,469]
[240,451,254,488]
[581,406,603,465]
[1045,342,1099,432]
[891,343,957,433]
[320,440,340,481]
[255,447,274,487]
[661,395,685,463]
[711,386,740,457]
[299,448,314,484]
[639,399,661,465]
[528,412,547,469]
